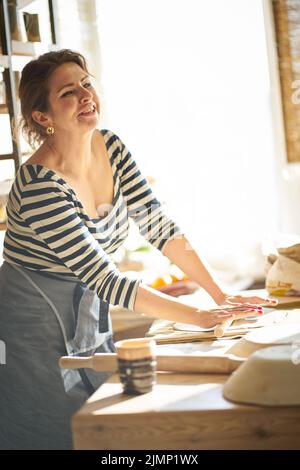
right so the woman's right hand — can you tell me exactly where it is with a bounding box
[192,305,262,329]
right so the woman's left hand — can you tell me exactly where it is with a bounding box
[219,293,278,308]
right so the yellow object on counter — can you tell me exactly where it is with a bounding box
[0,204,6,223]
[150,266,188,289]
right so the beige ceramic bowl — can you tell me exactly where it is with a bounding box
[223,344,300,406]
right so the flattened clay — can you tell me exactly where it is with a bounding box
[174,323,214,332]
[244,323,300,345]
[223,345,300,406]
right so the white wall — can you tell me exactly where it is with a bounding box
[96,0,279,280]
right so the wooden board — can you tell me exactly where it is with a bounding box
[146,307,300,344]
[72,303,300,450]
[72,370,300,450]
[59,345,245,375]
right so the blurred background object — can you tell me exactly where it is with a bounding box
[115,246,147,273]
[23,12,41,42]
[8,0,25,41]
[0,71,6,106]
[149,264,199,297]
[263,235,300,297]
[0,203,6,224]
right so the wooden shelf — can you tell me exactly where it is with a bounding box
[12,40,56,56]
[18,0,37,9]
[0,53,31,71]
[0,104,8,114]
[0,222,6,231]
[0,154,16,161]
[0,43,57,71]
[0,55,9,69]
[0,0,58,175]
[1,42,57,71]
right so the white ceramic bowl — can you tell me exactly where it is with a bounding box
[244,323,300,346]
[223,345,300,406]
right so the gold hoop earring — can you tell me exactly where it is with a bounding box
[46,126,54,135]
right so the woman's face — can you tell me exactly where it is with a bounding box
[38,61,100,135]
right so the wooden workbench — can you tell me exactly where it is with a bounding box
[72,291,300,449]
[72,336,300,450]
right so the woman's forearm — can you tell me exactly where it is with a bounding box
[133,282,238,329]
[162,235,226,304]
[133,282,200,324]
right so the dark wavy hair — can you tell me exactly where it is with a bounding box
[17,49,92,149]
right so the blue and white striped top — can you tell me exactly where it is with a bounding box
[3,129,184,310]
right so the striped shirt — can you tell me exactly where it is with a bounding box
[3,129,184,310]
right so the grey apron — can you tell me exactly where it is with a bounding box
[0,261,115,450]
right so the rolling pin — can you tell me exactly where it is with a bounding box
[214,318,234,338]
[213,306,263,338]
[59,352,244,374]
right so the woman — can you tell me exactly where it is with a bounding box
[0,49,277,449]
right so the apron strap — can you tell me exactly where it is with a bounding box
[99,300,109,333]
[73,283,110,334]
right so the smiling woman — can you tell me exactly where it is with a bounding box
[0,48,276,450]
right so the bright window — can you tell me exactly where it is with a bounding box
[96,0,279,280]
